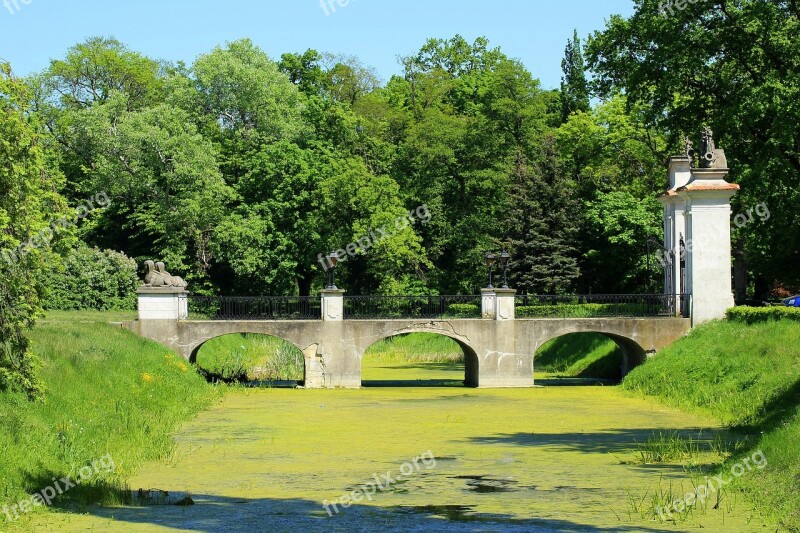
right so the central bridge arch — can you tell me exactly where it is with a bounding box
[359,330,480,387]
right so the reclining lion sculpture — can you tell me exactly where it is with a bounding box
[143,260,188,288]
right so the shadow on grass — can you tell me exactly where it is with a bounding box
[733,378,800,435]
[34,492,683,532]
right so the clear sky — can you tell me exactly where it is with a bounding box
[0,0,633,90]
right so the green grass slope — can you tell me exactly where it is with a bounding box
[622,318,800,530]
[0,318,219,525]
[535,332,624,380]
[364,332,464,363]
[196,333,304,382]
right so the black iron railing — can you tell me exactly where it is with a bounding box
[344,295,481,319]
[514,294,691,318]
[189,296,321,320]
[186,293,691,321]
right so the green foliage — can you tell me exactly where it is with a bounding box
[61,93,233,283]
[192,38,304,142]
[1,63,68,399]
[504,136,581,294]
[587,0,800,291]
[560,29,590,123]
[583,190,662,293]
[725,306,800,324]
[40,245,139,310]
[535,332,623,379]
[27,30,774,300]
[443,304,480,318]
[518,303,649,318]
[194,334,304,382]
[45,37,163,111]
[0,317,219,517]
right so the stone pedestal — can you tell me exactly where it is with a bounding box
[137,287,188,320]
[320,289,345,321]
[481,288,496,319]
[495,289,517,321]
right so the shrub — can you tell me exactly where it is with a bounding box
[41,245,139,310]
[518,303,615,318]
[725,306,800,324]
[444,304,481,318]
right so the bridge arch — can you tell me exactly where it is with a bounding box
[358,329,480,387]
[534,330,648,380]
[189,332,307,385]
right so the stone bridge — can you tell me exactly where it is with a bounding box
[122,143,745,388]
[124,290,689,388]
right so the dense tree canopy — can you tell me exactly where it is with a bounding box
[587,0,800,295]
[1,21,794,312]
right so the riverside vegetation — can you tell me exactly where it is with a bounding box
[0,310,797,530]
[0,314,219,525]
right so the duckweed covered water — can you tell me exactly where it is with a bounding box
[27,369,772,532]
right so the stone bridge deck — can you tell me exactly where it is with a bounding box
[125,317,690,388]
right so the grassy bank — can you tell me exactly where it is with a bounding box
[622,318,800,530]
[364,333,463,363]
[534,332,623,380]
[0,316,219,526]
[196,334,304,382]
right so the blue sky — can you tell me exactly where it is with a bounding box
[0,0,633,89]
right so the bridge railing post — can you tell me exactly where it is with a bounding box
[320,289,345,321]
[495,288,517,321]
[481,288,496,319]
[137,287,189,320]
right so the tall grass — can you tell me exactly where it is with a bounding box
[622,319,800,530]
[364,333,464,363]
[195,334,304,382]
[0,318,219,522]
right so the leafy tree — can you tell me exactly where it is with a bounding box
[560,29,590,123]
[45,37,163,111]
[0,63,67,398]
[582,191,662,293]
[586,0,800,293]
[192,39,304,143]
[321,53,381,106]
[279,50,329,97]
[63,93,233,285]
[556,95,668,197]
